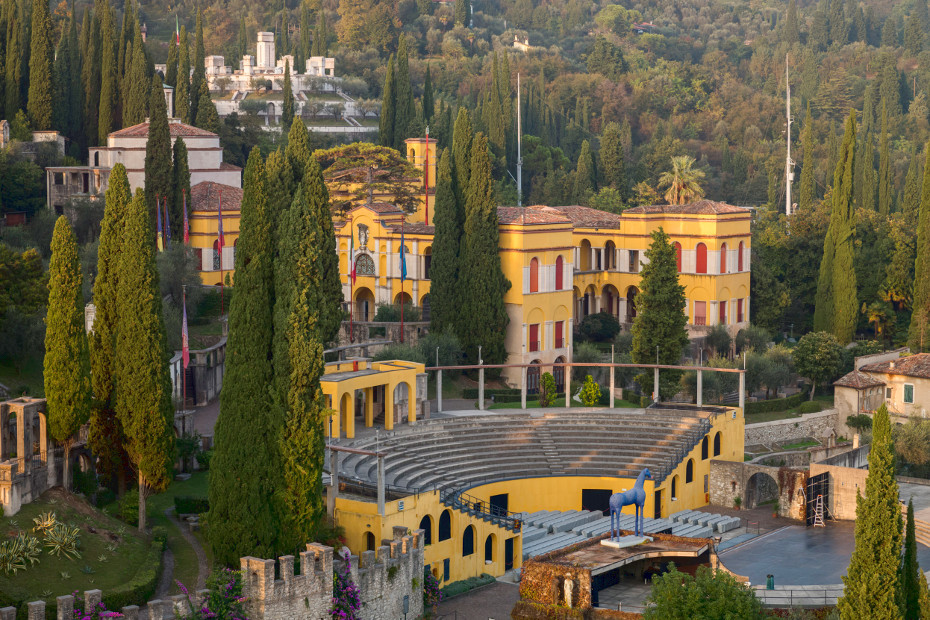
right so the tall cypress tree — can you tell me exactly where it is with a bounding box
[885,147,921,305]
[123,28,148,126]
[45,216,92,491]
[189,10,205,125]
[285,117,313,179]
[97,7,117,143]
[89,165,132,493]
[4,12,21,119]
[422,64,433,124]
[878,101,892,215]
[170,137,190,241]
[429,148,462,333]
[814,111,856,338]
[311,13,327,56]
[52,20,72,134]
[783,0,800,43]
[265,147,296,230]
[452,107,473,210]
[902,499,921,620]
[394,37,414,150]
[838,404,902,619]
[379,55,395,149]
[799,104,815,212]
[209,148,283,565]
[81,7,100,146]
[299,1,311,66]
[27,0,54,129]
[856,132,876,212]
[145,75,172,223]
[194,79,220,133]
[832,113,859,345]
[117,0,133,81]
[600,121,626,196]
[176,27,190,123]
[281,59,294,128]
[573,139,596,204]
[909,144,930,351]
[114,191,176,532]
[67,10,82,150]
[165,40,178,88]
[460,133,511,364]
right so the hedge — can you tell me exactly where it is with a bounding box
[440,573,496,599]
[100,527,167,611]
[797,400,824,414]
[175,496,210,515]
[745,393,805,415]
[462,387,521,399]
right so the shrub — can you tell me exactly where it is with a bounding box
[0,532,41,575]
[417,328,464,368]
[177,567,247,619]
[798,400,824,414]
[539,372,557,407]
[580,375,601,406]
[44,523,81,559]
[119,489,141,526]
[372,302,421,322]
[744,393,805,414]
[736,325,771,353]
[440,573,495,598]
[72,468,98,497]
[176,431,203,472]
[424,567,443,609]
[175,496,210,515]
[846,414,872,431]
[372,343,426,364]
[332,551,362,618]
[577,311,621,342]
[196,449,213,470]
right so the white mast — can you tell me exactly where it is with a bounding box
[785,54,794,216]
[517,73,523,207]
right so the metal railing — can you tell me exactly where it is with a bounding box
[439,483,523,532]
[753,586,843,607]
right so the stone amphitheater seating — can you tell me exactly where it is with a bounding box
[334,410,711,492]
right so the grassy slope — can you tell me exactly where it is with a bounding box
[0,357,44,398]
[0,490,150,606]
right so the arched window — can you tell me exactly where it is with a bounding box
[738,241,744,271]
[701,436,709,460]
[462,525,475,556]
[530,257,539,293]
[438,510,452,541]
[713,432,721,457]
[484,535,495,562]
[355,254,375,276]
[720,243,727,273]
[674,242,682,273]
[555,256,564,290]
[686,458,694,483]
[696,243,707,274]
[419,515,433,545]
[671,475,678,500]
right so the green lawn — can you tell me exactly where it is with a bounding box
[0,356,44,397]
[147,472,211,594]
[780,439,821,451]
[0,490,151,608]
[745,410,802,423]
[489,398,639,409]
[189,321,225,349]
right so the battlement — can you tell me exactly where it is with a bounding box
[240,543,334,618]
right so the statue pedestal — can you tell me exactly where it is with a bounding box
[601,535,652,549]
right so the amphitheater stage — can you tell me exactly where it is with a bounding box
[557,534,710,577]
[718,521,930,586]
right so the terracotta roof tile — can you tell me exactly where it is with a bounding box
[190,181,243,212]
[497,206,573,225]
[348,202,405,215]
[833,370,885,389]
[537,205,622,228]
[860,353,930,379]
[385,222,435,234]
[109,120,219,139]
[622,200,750,215]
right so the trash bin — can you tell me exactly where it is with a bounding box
[766,574,775,590]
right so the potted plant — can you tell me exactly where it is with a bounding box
[733,496,742,510]
[772,501,780,518]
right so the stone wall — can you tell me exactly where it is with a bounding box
[745,409,839,447]
[812,444,869,469]
[709,460,807,519]
[808,463,868,520]
[8,531,425,620]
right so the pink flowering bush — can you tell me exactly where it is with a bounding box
[423,568,442,609]
[176,567,248,619]
[70,592,123,618]
[330,551,361,619]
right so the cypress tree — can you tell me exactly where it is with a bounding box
[783,0,800,44]
[814,111,856,338]
[305,161,342,346]
[282,59,294,128]
[311,13,327,56]
[460,133,511,364]
[879,53,902,117]
[903,499,921,619]
[429,148,462,333]
[379,55,395,149]
[299,2,311,66]
[89,165,132,493]
[189,10,205,125]
[4,12,20,120]
[165,40,178,88]
[176,27,190,123]
[423,64,433,124]
[799,104,815,212]
[114,191,176,532]
[600,121,626,196]
[81,7,100,146]
[885,148,921,307]
[285,117,313,183]
[52,21,72,134]
[97,9,117,142]
[573,139,596,204]
[909,145,930,351]
[170,137,190,241]
[454,0,469,26]
[27,0,53,129]
[238,20,248,61]
[856,132,876,212]
[838,404,902,619]
[878,101,892,215]
[209,149,283,565]
[194,79,220,133]
[45,216,92,491]
[117,0,133,80]
[832,113,859,345]
[145,75,172,222]
[265,147,296,230]
[67,10,82,148]
[123,28,148,126]
[452,107,473,210]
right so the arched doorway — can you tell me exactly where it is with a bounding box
[602,285,620,319]
[485,533,496,563]
[745,472,779,509]
[605,241,616,270]
[527,360,541,394]
[354,287,374,321]
[584,285,597,317]
[364,531,376,551]
[438,510,451,541]
[580,239,592,270]
[394,291,413,306]
[553,356,566,392]
[625,286,639,323]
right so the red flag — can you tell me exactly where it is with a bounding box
[217,190,224,256]
[182,189,189,244]
[182,290,190,369]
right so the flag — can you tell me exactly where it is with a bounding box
[176,15,180,46]
[217,191,225,270]
[400,226,407,281]
[156,196,164,251]
[182,290,189,369]
[164,197,171,249]
[182,189,189,244]
[349,217,356,284]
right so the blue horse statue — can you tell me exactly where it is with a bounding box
[609,468,652,539]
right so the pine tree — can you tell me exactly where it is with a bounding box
[114,191,176,532]
[882,17,898,48]
[783,0,800,44]
[838,404,902,619]
[600,121,626,196]
[170,137,190,241]
[282,59,294,128]
[89,165,132,493]
[573,139,596,204]
[423,65,433,124]
[194,79,220,133]
[460,133,511,364]
[903,499,921,620]
[429,148,463,333]
[209,149,283,565]
[379,55,395,149]
[176,27,190,123]
[45,216,92,491]
[631,228,689,400]
[145,75,172,223]
[123,28,148,126]
[814,111,856,340]
[878,101,892,215]
[97,8,117,143]
[799,104,815,212]
[829,0,847,46]
[909,144,930,351]
[27,0,54,129]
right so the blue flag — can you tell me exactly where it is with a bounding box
[400,228,407,281]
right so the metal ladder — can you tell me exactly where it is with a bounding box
[813,494,826,527]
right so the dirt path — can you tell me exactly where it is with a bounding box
[152,508,209,603]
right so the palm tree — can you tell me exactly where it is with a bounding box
[658,155,706,205]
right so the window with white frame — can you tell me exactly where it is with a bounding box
[904,383,915,404]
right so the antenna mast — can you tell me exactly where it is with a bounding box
[785,54,794,216]
[517,73,523,207]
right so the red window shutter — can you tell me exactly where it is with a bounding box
[529,324,539,352]
[530,258,539,293]
[555,256,563,290]
[719,301,726,325]
[555,321,563,349]
[674,242,682,273]
[738,242,744,271]
[696,243,707,274]
[720,243,727,273]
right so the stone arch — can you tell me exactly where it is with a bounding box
[354,287,375,321]
[419,514,433,545]
[579,239,592,270]
[605,240,616,270]
[625,286,639,323]
[438,510,452,541]
[394,291,413,306]
[601,284,621,319]
[745,471,779,509]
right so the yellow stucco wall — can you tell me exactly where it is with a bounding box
[190,211,240,286]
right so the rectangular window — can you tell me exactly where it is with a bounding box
[529,324,540,352]
[719,301,727,325]
[737,299,744,323]
[555,322,564,349]
[886,387,893,399]
[905,384,915,404]
[694,301,706,326]
[629,250,639,272]
[443,558,450,582]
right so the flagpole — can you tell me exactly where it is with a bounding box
[182,284,187,410]
[218,192,224,315]
[424,126,430,226]
[349,215,354,343]
[400,219,405,344]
